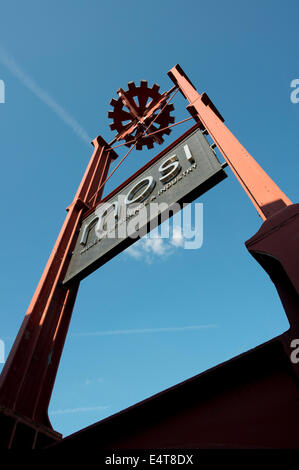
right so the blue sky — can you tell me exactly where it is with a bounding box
[0,0,298,437]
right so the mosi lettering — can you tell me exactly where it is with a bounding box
[63,127,226,284]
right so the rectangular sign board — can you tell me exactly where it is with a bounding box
[63,127,227,284]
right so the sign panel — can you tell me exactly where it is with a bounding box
[63,127,227,284]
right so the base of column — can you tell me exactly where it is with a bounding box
[0,407,62,449]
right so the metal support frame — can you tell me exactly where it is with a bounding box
[168,64,292,220]
[168,64,299,367]
[0,136,117,449]
[1,64,299,450]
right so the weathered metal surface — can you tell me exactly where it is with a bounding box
[64,128,227,284]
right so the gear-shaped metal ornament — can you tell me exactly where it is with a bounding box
[108,80,175,150]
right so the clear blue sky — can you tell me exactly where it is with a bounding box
[0,0,298,437]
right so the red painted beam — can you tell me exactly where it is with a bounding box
[0,136,117,448]
[168,64,292,220]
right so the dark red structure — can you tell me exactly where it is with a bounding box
[108,80,175,150]
[1,65,299,450]
[0,137,118,449]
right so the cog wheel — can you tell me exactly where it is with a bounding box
[108,80,175,150]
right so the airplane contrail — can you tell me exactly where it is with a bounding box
[51,405,108,415]
[72,325,218,337]
[0,325,217,344]
[0,45,91,145]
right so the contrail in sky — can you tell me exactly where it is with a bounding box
[1,325,217,343]
[72,325,218,337]
[0,45,91,145]
[51,405,108,415]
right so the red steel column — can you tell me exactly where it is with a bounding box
[168,65,292,220]
[0,136,117,440]
[168,65,299,362]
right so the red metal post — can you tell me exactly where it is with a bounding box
[168,65,292,220]
[0,136,117,448]
[168,65,299,358]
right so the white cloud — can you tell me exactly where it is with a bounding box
[170,226,184,247]
[143,237,171,256]
[126,225,185,263]
[0,45,91,145]
[125,243,143,260]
